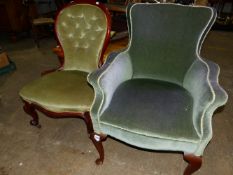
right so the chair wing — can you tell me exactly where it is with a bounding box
[87,4,228,170]
[88,52,133,132]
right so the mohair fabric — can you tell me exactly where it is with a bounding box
[19,3,109,113]
[88,3,228,156]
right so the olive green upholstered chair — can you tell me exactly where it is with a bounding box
[19,0,111,132]
[87,3,228,174]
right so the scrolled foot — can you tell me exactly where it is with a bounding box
[183,153,202,175]
[30,120,41,128]
[90,133,107,165]
[23,101,41,128]
[95,158,103,165]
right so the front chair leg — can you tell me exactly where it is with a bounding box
[90,133,107,165]
[183,154,202,175]
[23,101,41,128]
[83,112,94,134]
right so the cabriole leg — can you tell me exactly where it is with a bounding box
[23,101,41,128]
[90,133,107,165]
[83,112,94,134]
[183,153,202,175]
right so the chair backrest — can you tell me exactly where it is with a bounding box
[127,4,215,85]
[55,0,111,72]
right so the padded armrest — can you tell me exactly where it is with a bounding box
[188,59,228,155]
[87,52,120,84]
[88,51,133,133]
[201,60,228,139]
[205,60,228,108]
[183,59,214,137]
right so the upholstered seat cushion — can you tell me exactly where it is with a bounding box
[19,71,94,112]
[100,79,199,142]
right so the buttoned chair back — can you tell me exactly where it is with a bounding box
[19,0,111,139]
[56,1,111,71]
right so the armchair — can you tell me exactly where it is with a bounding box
[19,0,111,133]
[87,3,228,175]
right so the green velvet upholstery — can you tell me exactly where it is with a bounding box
[20,71,93,112]
[88,3,228,156]
[19,1,109,113]
[56,4,108,72]
[100,79,198,142]
[129,4,213,85]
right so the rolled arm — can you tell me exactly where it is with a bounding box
[194,59,228,155]
[87,51,133,133]
[204,60,228,108]
[183,59,215,137]
[87,51,120,84]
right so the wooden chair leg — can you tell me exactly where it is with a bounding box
[90,133,107,165]
[23,101,41,128]
[83,112,94,134]
[83,112,107,164]
[183,154,202,175]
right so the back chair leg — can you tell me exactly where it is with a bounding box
[23,101,41,128]
[90,133,107,165]
[183,154,202,175]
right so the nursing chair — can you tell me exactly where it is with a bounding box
[87,3,228,175]
[19,0,111,134]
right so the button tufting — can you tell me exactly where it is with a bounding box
[77,14,84,18]
[74,42,79,48]
[80,32,86,39]
[75,23,80,29]
[62,22,67,27]
[67,13,74,18]
[96,26,104,32]
[83,43,89,49]
[91,16,97,21]
[68,33,74,38]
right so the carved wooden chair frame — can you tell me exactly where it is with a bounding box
[21,0,111,149]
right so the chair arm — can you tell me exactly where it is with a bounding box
[183,59,215,137]
[87,51,133,133]
[205,60,228,109]
[193,60,228,155]
[88,51,120,84]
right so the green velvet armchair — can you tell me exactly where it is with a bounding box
[19,0,111,132]
[87,3,228,175]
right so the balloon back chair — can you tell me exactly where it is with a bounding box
[87,3,228,174]
[19,0,111,135]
